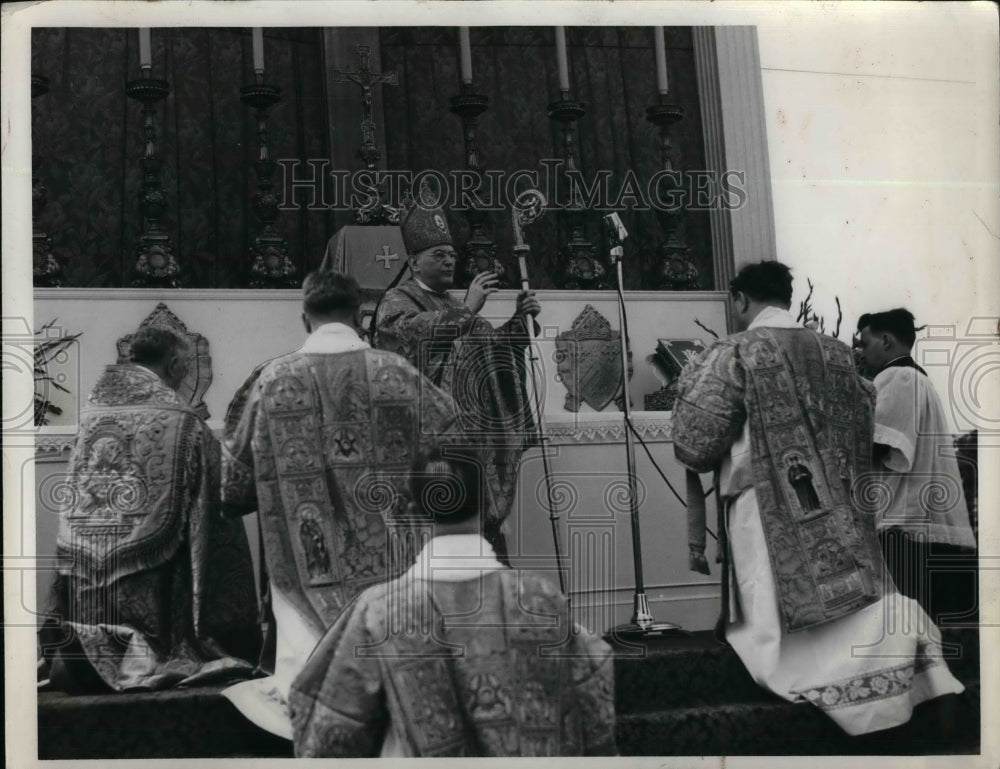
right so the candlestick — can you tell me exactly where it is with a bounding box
[555,27,570,93]
[241,80,296,287]
[654,26,668,95]
[139,28,152,70]
[459,27,473,85]
[646,101,696,289]
[127,74,179,287]
[252,28,264,76]
[450,90,504,288]
[548,97,605,289]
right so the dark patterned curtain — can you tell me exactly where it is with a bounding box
[31,28,331,288]
[380,27,712,290]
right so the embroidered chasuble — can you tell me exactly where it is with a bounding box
[222,346,458,640]
[674,324,884,632]
[53,365,259,691]
[290,554,617,757]
[375,279,536,525]
[672,309,964,735]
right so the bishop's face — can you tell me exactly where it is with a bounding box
[411,245,458,293]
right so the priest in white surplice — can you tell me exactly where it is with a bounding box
[856,308,977,626]
[672,262,963,736]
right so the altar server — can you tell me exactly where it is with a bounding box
[673,261,964,735]
[856,308,977,626]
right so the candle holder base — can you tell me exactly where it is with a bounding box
[547,98,586,124]
[250,235,297,289]
[645,102,684,126]
[126,78,170,105]
[33,231,62,288]
[449,92,489,118]
[133,233,181,288]
[655,243,700,290]
[240,83,282,111]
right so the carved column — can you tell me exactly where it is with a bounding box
[693,26,777,288]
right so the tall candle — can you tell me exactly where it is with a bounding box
[555,27,569,92]
[459,27,472,84]
[139,28,151,70]
[654,26,668,95]
[252,28,265,75]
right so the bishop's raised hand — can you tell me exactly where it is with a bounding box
[464,271,500,314]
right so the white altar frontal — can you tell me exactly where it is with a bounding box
[33,287,730,634]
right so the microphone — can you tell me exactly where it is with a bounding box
[603,212,628,262]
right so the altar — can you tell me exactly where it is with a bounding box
[33,286,728,633]
[25,15,770,669]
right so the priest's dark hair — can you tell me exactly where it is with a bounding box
[302,270,361,318]
[409,443,485,525]
[729,261,793,307]
[129,326,189,366]
[858,308,919,349]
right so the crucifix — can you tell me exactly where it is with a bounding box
[332,45,398,171]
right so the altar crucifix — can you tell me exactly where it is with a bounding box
[332,45,399,224]
[333,45,398,171]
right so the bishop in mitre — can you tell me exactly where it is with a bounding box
[374,190,541,561]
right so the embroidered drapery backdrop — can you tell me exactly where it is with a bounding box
[379,27,713,290]
[30,28,331,287]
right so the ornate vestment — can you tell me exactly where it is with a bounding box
[673,325,884,632]
[222,346,458,640]
[375,279,536,525]
[290,540,617,757]
[672,309,964,735]
[54,365,259,691]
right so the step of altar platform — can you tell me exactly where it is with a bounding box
[611,627,981,756]
[616,682,981,756]
[36,628,981,759]
[38,686,295,759]
[611,627,980,715]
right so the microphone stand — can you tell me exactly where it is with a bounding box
[607,226,684,640]
[512,189,567,595]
